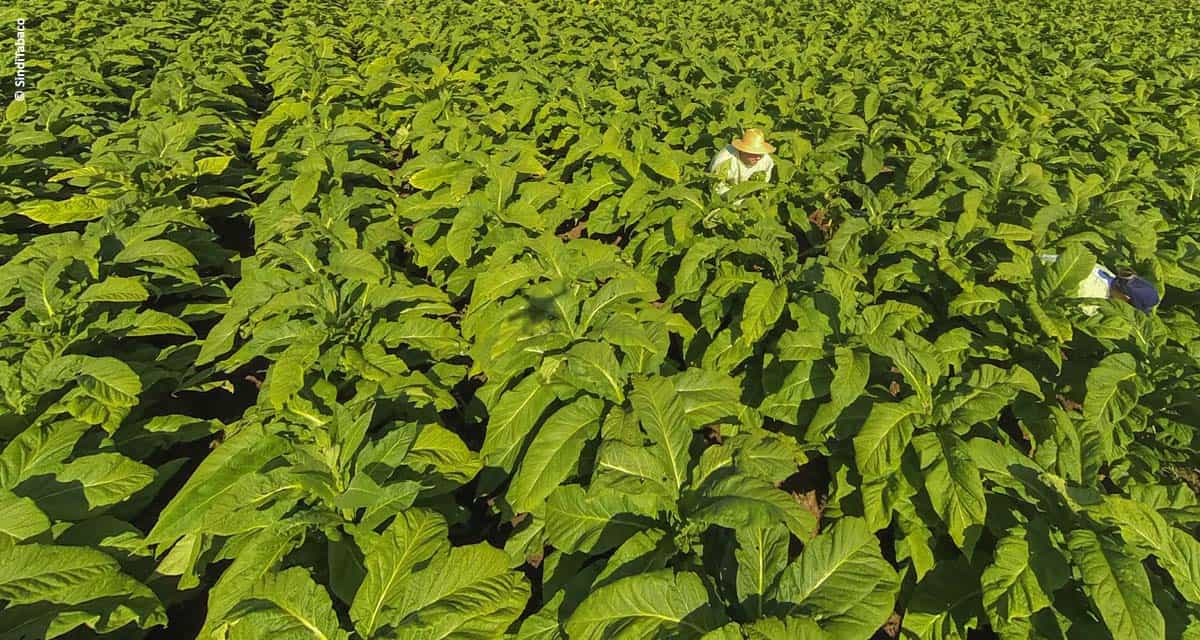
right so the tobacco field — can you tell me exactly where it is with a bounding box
[1,0,1199,637]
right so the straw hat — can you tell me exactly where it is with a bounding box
[731,128,775,154]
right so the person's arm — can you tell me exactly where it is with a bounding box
[710,149,735,195]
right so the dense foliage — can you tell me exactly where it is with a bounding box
[1,0,1199,638]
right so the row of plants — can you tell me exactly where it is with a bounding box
[1,0,279,635]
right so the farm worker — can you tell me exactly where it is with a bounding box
[1040,254,1161,316]
[709,128,775,198]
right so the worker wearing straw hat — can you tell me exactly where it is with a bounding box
[709,128,776,198]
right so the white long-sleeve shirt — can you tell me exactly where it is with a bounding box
[709,145,774,196]
[1040,254,1115,316]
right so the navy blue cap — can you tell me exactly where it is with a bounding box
[1114,276,1160,313]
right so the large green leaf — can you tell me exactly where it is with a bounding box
[577,276,658,335]
[868,336,940,411]
[914,432,986,554]
[1036,244,1096,300]
[807,347,871,439]
[201,529,301,639]
[670,369,742,428]
[147,426,288,548]
[378,317,464,359]
[290,171,321,211]
[558,342,625,403]
[21,196,109,225]
[1092,496,1200,605]
[980,525,1069,626]
[227,567,348,640]
[0,421,90,489]
[468,261,543,322]
[267,338,321,410]
[0,540,157,616]
[21,453,155,520]
[733,525,790,620]
[630,376,691,497]
[1083,353,1144,436]
[79,277,150,304]
[592,439,674,501]
[692,474,817,542]
[349,509,448,637]
[590,529,674,592]
[774,517,899,636]
[901,555,984,639]
[75,356,142,408]
[0,564,165,638]
[508,397,604,513]
[760,359,833,424]
[740,279,787,345]
[564,570,727,640]
[480,375,558,473]
[1068,529,1165,640]
[329,248,386,284]
[544,486,656,554]
[939,365,1038,428]
[853,397,922,479]
[0,490,50,542]
[1165,530,1200,606]
[401,424,481,486]
[374,543,530,639]
[114,239,198,268]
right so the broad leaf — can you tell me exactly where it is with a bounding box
[565,570,727,640]
[349,509,448,637]
[228,567,348,640]
[1068,529,1165,640]
[914,432,986,554]
[630,377,691,497]
[509,397,605,513]
[774,517,899,636]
